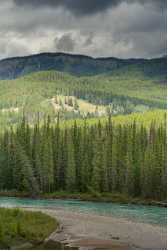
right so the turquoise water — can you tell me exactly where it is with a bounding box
[0,197,167,227]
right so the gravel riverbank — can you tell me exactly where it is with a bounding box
[24,208,167,250]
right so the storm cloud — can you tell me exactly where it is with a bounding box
[14,0,118,15]
[0,0,166,59]
[14,0,167,16]
[55,33,76,52]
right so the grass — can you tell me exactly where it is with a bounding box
[0,208,58,248]
[60,109,167,128]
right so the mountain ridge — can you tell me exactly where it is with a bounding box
[2,51,167,63]
[0,52,167,80]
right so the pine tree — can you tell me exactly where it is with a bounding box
[15,143,39,195]
[66,132,76,192]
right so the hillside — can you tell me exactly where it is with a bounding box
[0,69,167,128]
[1,52,167,80]
[62,110,167,128]
[0,53,124,79]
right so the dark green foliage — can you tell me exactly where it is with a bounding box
[1,115,167,201]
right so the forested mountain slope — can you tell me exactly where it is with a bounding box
[1,52,167,79]
[0,69,167,128]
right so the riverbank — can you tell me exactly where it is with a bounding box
[0,208,58,249]
[26,207,167,250]
[1,191,167,207]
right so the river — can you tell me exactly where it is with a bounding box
[1,196,167,227]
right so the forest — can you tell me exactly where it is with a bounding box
[1,69,167,129]
[1,113,167,202]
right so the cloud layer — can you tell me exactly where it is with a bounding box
[0,0,166,59]
[14,0,117,15]
[14,0,167,15]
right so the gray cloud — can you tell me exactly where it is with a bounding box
[0,0,167,59]
[55,33,76,52]
[14,0,167,16]
[84,33,94,47]
[14,0,122,16]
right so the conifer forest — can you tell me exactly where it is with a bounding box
[1,115,167,201]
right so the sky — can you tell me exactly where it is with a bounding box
[0,0,167,59]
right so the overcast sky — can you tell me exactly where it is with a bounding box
[0,0,167,59]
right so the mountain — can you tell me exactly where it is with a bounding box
[1,52,167,79]
[0,52,167,128]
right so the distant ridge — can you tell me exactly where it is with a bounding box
[0,52,93,63]
[0,52,167,80]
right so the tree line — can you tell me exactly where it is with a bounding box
[0,115,167,201]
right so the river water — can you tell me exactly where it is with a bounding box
[0,196,167,227]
